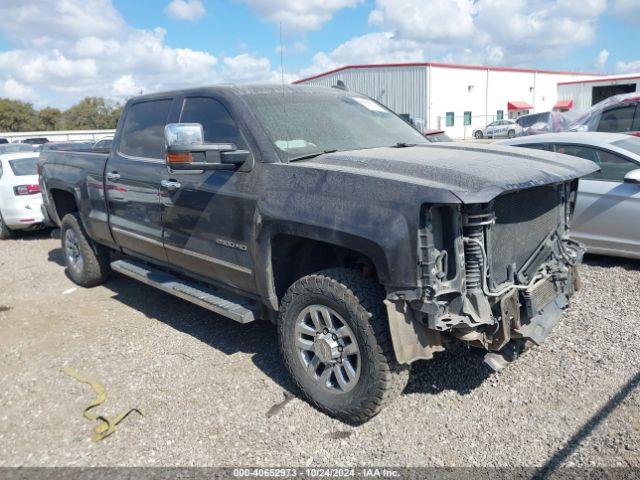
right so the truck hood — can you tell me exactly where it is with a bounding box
[296,143,599,203]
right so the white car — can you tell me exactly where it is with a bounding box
[473,119,523,139]
[0,152,44,239]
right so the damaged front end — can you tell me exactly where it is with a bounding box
[387,180,584,367]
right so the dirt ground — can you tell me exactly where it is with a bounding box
[0,230,638,468]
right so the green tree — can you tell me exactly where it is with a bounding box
[61,97,123,130]
[37,107,62,131]
[0,98,38,132]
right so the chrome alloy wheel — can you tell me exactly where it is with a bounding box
[294,305,361,393]
[64,228,84,274]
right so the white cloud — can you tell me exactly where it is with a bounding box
[355,0,607,67]
[595,49,609,68]
[165,0,206,21]
[1,79,37,102]
[237,0,362,31]
[611,0,640,23]
[369,0,476,43]
[615,60,640,74]
[0,0,283,107]
[299,32,425,78]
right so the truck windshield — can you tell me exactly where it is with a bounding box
[242,89,428,161]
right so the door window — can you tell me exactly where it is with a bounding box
[554,144,639,182]
[594,150,639,182]
[179,97,247,148]
[522,143,550,151]
[119,99,173,159]
[596,105,637,132]
[553,144,599,162]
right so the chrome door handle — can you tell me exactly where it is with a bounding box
[106,171,120,181]
[161,179,181,191]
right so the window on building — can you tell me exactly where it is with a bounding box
[464,111,472,126]
[497,110,504,120]
[446,112,454,127]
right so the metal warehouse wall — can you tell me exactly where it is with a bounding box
[297,66,429,131]
[558,77,640,112]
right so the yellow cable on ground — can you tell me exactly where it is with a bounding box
[62,366,144,442]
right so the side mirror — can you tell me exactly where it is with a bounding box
[164,123,252,171]
[623,168,640,184]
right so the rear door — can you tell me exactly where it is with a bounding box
[106,98,176,262]
[553,143,640,256]
[161,95,258,294]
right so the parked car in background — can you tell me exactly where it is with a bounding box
[423,129,452,142]
[473,119,522,139]
[21,137,49,145]
[516,111,570,135]
[40,141,94,152]
[92,136,113,152]
[0,143,36,154]
[0,152,44,239]
[569,92,640,134]
[498,132,640,259]
[0,138,8,144]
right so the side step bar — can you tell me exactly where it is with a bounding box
[111,259,257,324]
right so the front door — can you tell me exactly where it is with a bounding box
[555,144,640,256]
[161,96,258,294]
[106,98,175,262]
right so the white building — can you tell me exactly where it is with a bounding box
[293,62,602,139]
[557,73,640,112]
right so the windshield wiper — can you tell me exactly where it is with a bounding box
[288,149,338,162]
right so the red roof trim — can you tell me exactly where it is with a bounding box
[292,62,604,84]
[558,75,640,86]
[553,99,573,109]
[508,101,533,110]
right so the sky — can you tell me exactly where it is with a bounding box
[0,0,639,109]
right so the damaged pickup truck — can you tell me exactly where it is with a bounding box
[39,85,598,422]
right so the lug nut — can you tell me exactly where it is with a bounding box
[323,328,329,334]
[332,334,338,340]
[338,346,343,352]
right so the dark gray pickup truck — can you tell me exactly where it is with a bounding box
[39,85,598,422]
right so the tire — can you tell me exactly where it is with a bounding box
[0,211,13,240]
[60,213,110,287]
[507,129,516,138]
[474,130,483,139]
[278,268,410,423]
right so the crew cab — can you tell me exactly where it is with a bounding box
[39,85,598,422]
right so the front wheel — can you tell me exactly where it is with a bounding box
[61,213,111,287]
[474,130,483,139]
[507,129,516,138]
[278,268,410,423]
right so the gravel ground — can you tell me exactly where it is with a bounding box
[0,230,638,468]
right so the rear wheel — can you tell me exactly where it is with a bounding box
[507,129,516,138]
[61,213,110,287]
[278,268,410,423]
[474,130,483,139]
[0,211,13,240]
